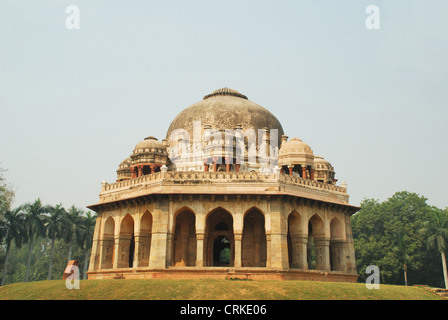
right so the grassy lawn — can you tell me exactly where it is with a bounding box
[0,279,443,300]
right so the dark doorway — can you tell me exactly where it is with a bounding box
[129,234,135,267]
[213,236,231,266]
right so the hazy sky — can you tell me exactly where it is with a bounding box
[1,0,447,211]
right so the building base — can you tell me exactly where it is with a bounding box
[87,267,358,283]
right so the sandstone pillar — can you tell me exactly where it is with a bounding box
[265,233,271,268]
[113,236,132,269]
[88,215,102,272]
[330,240,346,271]
[99,238,114,269]
[314,238,331,271]
[290,234,308,270]
[196,233,205,267]
[149,197,170,269]
[234,233,242,268]
[134,232,151,268]
[344,214,358,274]
[302,166,307,179]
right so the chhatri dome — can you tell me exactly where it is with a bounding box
[87,87,360,282]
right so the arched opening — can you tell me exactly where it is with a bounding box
[242,209,266,267]
[205,208,234,267]
[172,210,196,267]
[119,214,135,268]
[330,217,345,271]
[102,216,115,269]
[287,210,304,269]
[307,214,324,270]
[137,211,152,267]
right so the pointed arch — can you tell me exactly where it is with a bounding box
[172,209,196,267]
[307,214,324,270]
[103,216,115,238]
[308,214,324,238]
[242,207,266,267]
[205,207,234,267]
[287,210,305,269]
[330,216,345,271]
[330,217,344,241]
[118,214,135,268]
[140,210,153,233]
[120,214,134,236]
[101,216,115,269]
[136,211,152,267]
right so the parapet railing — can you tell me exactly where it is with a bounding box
[101,171,347,194]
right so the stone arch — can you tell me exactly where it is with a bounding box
[136,211,152,267]
[330,217,344,240]
[118,214,135,268]
[101,216,115,269]
[242,208,266,267]
[172,209,197,267]
[205,207,234,267]
[287,210,306,269]
[308,214,324,238]
[307,214,324,270]
[330,217,345,271]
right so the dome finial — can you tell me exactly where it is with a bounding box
[203,88,248,100]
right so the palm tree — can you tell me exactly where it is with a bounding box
[393,233,410,286]
[0,207,25,286]
[22,199,48,282]
[46,203,66,280]
[78,211,97,279]
[62,206,83,262]
[421,208,448,289]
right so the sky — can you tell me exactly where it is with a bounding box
[0,0,447,211]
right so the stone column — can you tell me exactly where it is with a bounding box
[134,232,151,268]
[344,214,358,274]
[310,168,315,180]
[269,199,289,270]
[288,165,294,175]
[99,238,114,269]
[149,197,170,269]
[314,238,331,271]
[196,232,205,267]
[234,233,242,268]
[138,165,143,177]
[302,166,307,179]
[88,215,102,272]
[113,236,132,269]
[330,240,346,271]
[290,234,308,269]
[265,234,271,268]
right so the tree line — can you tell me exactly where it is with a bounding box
[0,167,96,285]
[351,191,448,288]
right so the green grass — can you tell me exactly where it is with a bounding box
[0,279,442,300]
[0,279,443,300]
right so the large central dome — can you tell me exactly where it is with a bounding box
[166,88,284,145]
